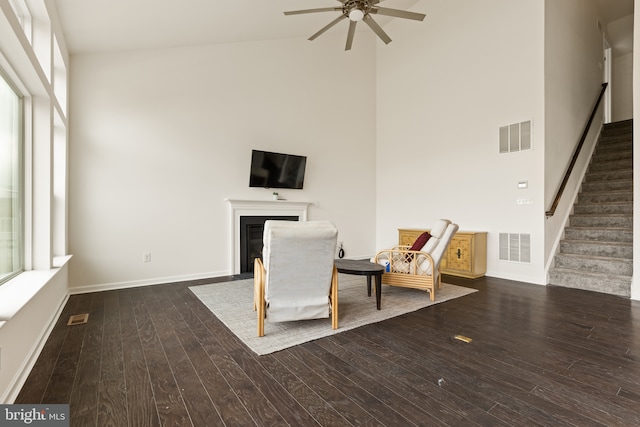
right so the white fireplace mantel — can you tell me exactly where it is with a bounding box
[226,199,312,274]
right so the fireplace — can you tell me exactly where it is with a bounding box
[226,199,311,274]
[239,215,298,273]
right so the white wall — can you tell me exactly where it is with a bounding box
[613,52,634,121]
[62,0,640,292]
[376,0,546,284]
[68,36,378,290]
[543,0,606,264]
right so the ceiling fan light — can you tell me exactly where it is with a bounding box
[348,8,364,21]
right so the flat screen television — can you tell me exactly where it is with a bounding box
[249,150,307,189]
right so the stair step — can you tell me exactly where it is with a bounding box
[592,149,633,162]
[585,169,633,182]
[578,190,633,203]
[573,202,633,215]
[560,239,632,258]
[548,268,631,297]
[581,179,632,193]
[554,253,633,275]
[602,120,633,133]
[564,226,633,243]
[588,158,633,172]
[597,137,632,149]
[569,213,633,228]
[599,133,632,143]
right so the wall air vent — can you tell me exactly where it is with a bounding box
[499,120,532,154]
[499,233,531,263]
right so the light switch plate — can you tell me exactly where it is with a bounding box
[517,198,533,205]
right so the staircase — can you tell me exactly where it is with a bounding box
[549,119,633,297]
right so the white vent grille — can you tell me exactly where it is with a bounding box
[499,233,531,263]
[499,120,532,153]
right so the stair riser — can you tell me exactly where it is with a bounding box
[578,193,633,203]
[573,204,633,215]
[554,255,633,276]
[581,181,632,192]
[560,241,632,258]
[585,170,633,182]
[592,150,633,162]
[602,126,632,134]
[599,134,632,144]
[597,137,632,147]
[570,215,632,228]
[602,123,633,134]
[549,270,631,297]
[564,228,633,243]
[589,159,633,172]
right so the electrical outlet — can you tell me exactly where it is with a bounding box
[143,252,151,263]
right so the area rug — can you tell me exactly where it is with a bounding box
[189,274,477,355]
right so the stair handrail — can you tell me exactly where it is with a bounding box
[546,83,608,217]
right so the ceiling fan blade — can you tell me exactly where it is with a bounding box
[363,15,392,45]
[345,21,357,50]
[309,15,348,41]
[284,7,342,16]
[370,7,426,21]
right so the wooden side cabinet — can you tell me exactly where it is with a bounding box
[398,228,487,279]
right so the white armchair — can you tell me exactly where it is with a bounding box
[374,219,459,301]
[253,220,339,337]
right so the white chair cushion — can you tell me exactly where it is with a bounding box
[263,220,338,322]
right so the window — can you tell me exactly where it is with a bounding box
[8,0,32,44]
[0,72,23,284]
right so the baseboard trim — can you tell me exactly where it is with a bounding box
[69,270,230,295]
[1,292,69,403]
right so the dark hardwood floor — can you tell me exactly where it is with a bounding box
[15,274,640,426]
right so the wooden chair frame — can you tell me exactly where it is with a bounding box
[374,246,440,301]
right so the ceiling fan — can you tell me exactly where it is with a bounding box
[284,0,426,51]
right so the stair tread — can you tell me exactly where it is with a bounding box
[556,252,633,262]
[561,239,633,246]
[574,202,633,207]
[580,188,633,194]
[570,213,633,217]
[550,267,632,279]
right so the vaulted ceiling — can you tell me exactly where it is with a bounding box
[52,0,422,54]
[53,0,633,55]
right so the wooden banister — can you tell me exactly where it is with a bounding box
[545,83,608,217]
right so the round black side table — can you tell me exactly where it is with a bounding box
[334,259,385,310]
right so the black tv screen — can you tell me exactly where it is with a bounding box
[249,150,307,189]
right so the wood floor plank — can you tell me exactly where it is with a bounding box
[308,338,456,427]
[68,293,104,426]
[130,287,192,426]
[168,282,281,425]
[14,274,640,426]
[15,293,92,404]
[118,289,161,427]
[322,333,506,426]
[95,291,128,427]
[277,347,379,426]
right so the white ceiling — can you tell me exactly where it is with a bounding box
[594,0,634,24]
[52,0,633,55]
[52,0,422,54]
